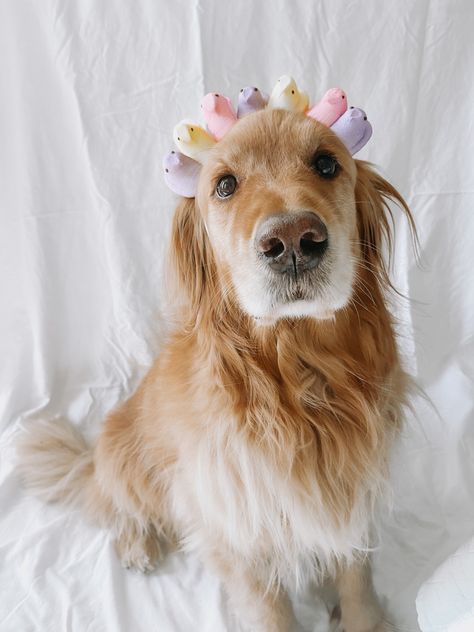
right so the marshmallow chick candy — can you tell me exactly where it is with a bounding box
[173,120,216,163]
[307,88,347,127]
[330,107,373,155]
[201,93,237,140]
[237,86,269,118]
[163,150,201,198]
[268,75,309,112]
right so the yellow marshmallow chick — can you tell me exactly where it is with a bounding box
[173,119,216,163]
[268,75,309,112]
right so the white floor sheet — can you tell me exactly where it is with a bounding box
[1,2,474,631]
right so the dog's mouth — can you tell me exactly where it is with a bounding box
[266,261,327,300]
[248,253,342,322]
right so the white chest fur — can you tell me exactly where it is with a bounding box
[170,421,373,585]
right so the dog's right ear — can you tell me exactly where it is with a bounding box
[168,197,215,316]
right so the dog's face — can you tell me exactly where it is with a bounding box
[197,109,359,322]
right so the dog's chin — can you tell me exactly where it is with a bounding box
[236,286,351,326]
[253,299,338,326]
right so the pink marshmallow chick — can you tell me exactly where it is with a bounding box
[330,107,373,155]
[163,150,201,198]
[307,88,347,127]
[201,92,237,140]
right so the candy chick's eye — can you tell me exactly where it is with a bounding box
[216,175,237,199]
[312,154,339,179]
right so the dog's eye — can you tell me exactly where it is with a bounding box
[216,175,237,199]
[312,154,339,179]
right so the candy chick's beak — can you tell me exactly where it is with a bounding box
[174,122,192,143]
[201,93,218,111]
[277,75,293,91]
[163,151,181,171]
[242,87,255,100]
[349,108,366,120]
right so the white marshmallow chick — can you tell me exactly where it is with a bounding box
[268,75,309,112]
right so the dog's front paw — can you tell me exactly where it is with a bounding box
[333,621,389,632]
[366,624,390,632]
[330,605,389,632]
[114,528,162,573]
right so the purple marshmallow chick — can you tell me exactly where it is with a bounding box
[237,86,269,118]
[330,107,373,155]
[163,151,201,198]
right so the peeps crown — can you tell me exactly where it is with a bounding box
[163,75,373,198]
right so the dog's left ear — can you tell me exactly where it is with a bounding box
[354,160,417,289]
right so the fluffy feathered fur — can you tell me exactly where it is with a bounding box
[17,109,416,632]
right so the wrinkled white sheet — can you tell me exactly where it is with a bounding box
[1,1,473,631]
[417,537,474,632]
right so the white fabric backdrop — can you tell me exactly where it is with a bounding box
[1,1,473,631]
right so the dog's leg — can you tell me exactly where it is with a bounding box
[93,399,170,573]
[335,557,385,632]
[207,550,294,632]
[112,515,163,573]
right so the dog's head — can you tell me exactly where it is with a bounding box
[170,109,414,324]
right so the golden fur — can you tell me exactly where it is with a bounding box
[17,109,416,632]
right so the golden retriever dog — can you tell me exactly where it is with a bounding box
[17,108,415,632]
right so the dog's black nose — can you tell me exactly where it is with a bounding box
[255,211,328,275]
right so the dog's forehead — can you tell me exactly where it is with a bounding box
[208,109,345,171]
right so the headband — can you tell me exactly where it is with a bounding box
[163,75,373,198]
